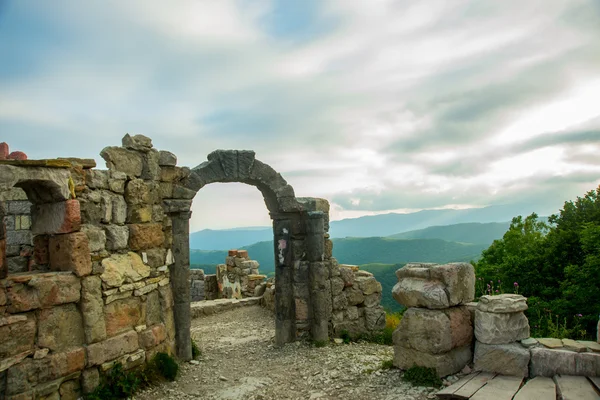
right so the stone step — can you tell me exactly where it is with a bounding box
[470,375,523,400]
[513,376,556,400]
[191,297,262,318]
[554,375,600,400]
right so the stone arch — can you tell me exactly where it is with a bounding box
[166,150,332,360]
[0,165,71,204]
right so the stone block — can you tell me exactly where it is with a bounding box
[125,179,159,206]
[477,294,528,313]
[80,225,106,253]
[332,293,348,311]
[104,297,144,337]
[100,146,143,178]
[330,277,344,296]
[393,306,472,354]
[474,341,530,377]
[111,195,127,224]
[86,330,139,366]
[530,347,577,377]
[85,169,109,189]
[393,262,475,309]
[104,225,129,251]
[538,337,563,349]
[474,310,530,344]
[345,286,364,306]
[31,200,81,235]
[80,276,106,344]
[48,232,92,277]
[5,347,85,395]
[33,235,49,265]
[364,292,382,308]
[37,303,85,352]
[562,338,587,352]
[128,223,164,251]
[127,205,153,223]
[0,314,35,358]
[80,368,99,394]
[29,272,81,307]
[139,324,167,350]
[393,344,472,377]
[364,306,386,331]
[145,290,162,326]
[59,378,81,400]
[158,151,177,166]
[100,252,151,287]
[356,276,382,295]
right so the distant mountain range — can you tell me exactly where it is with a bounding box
[190,204,543,250]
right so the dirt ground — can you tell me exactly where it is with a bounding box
[137,305,439,400]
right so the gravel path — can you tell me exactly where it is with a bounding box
[137,305,438,400]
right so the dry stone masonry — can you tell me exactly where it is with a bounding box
[392,262,475,377]
[473,294,531,377]
[0,134,388,399]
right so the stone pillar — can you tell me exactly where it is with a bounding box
[272,215,295,346]
[170,211,192,360]
[0,200,6,279]
[306,212,329,342]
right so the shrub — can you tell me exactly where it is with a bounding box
[191,339,201,359]
[380,359,394,369]
[403,365,442,387]
[85,363,141,400]
[153,352,179,381]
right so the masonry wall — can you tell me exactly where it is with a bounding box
[0,187,34,274]
[0,135,189,399]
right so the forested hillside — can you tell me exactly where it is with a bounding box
[475,185,600,339]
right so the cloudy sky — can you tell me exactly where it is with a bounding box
[1,0,599,230]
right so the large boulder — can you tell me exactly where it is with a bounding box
[474,341,530,377]
[474,310,530,344]
[393,306,472,354]
[393,344,472,377]
[392,262,475,309]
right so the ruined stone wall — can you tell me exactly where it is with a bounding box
[0,134,188,399]
[190,269,205,301]
[0,187,33,274]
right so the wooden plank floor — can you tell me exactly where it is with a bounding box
[437,374,600,399]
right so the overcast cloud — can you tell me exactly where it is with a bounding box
[1,0,599,230]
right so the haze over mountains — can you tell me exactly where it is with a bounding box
[190,203,542,250]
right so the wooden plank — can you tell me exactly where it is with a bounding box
[554,375,600,400]
[451,372,496,399]
[513,376,556,400]
[471,375,524,400]
[589,377,600,392]
[436,372,480,398]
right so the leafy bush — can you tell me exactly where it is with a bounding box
[403,365,442,387]
[85,363,141,400]
[475,185,600,339]
[153,352,179,381]
[191,339,201,359]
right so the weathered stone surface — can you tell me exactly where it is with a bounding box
[5,347,85,395]
[104,297,143,337]
[474,309,530,344]
[80,224,106,253]
[145,290,162,326]
[31,200,81,235]
[139,324,167,350]
[394,307,472,354]
[5,272,80,312]
[538,337,563,349]
[474,341,530,377]
[104,225,129,251]
[562,338,587,353]
[86,330,139,366]
[477,294,528,313]
[345,286,364,306]
[364,306,386,331]
[122,134,152,151]
[158,151,177,166]
[393,344,472,377]
[59,378,81,400]
[81,368,99,394]
[100,146,143,178]
[0,165,71,203]
[100,252,151,287]
[332,293,348,311]
[364,292,382,308]
[125,179,159,205]
[37,304,85,352]
[530,347,578,377]
[580,341,600,352]
[80,276,106,344]
[356,276,382,295]
[128,223,164,251]
[393,262,475,309]
[0,314,35,358]
[330,277,344,296]
[48,232,92,277]
[521,338,539,348]
[85,169,109,189]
